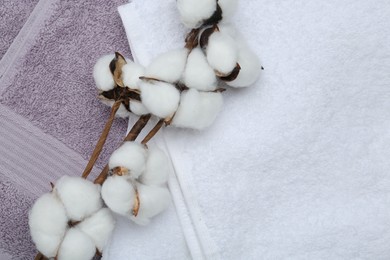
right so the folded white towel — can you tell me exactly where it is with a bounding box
[110,0,390,259]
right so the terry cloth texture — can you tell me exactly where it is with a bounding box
[117,0,390,259]
[0,0,131,258]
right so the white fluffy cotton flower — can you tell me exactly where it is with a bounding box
[172,89,223,130]
[57,228,96,260]
[139,79,180,119]
[144,48,188,83]
[183,47,217,91]
[226,37,262,87]
[121,62,145,89]
[139,147,170,186]
[129,101,149,116]
[55,176,102,221]
[101,175,136,216]
[130,183,171,225]
[108,141,148,179]
[29,193,68,258]
[206,30,238,75]
[177,0,217,28]
[78,208,116,252]
[93,54,115,91]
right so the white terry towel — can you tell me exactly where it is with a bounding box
[109,0,390,259]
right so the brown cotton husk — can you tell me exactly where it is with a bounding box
[218,63,241,81]
[132,187,140,217]
[111,166,129,176]
[199,25,219,49]
[109,52,127,87]
[202,4,222,27]
[185,28,200,50]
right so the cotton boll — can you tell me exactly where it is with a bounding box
[100,99,131,118]
[130,183,171,225]
[140,147,170,186]
[206,30,238,74]
[140,80,180,118]
[57,228,96,260]
[183,47,217,91]
[177,0,216,28]
[29,193,68,258]
[219,0,238,20]
[93,54,115,91]
[226,40,262,87]
[101,175,136,216]
[109,142,147,178]
[144,49,188,83]
[55,176,102,221]
[130,101,149,116]
[122,62,145,89]
[172,89,223,130]
[78,208,116,252]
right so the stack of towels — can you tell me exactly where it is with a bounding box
[104,0,390,259]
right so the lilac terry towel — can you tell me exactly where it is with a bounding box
[0,0,131,258]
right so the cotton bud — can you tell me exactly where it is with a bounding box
[109,141,147,179]
[121,62,145,89]
[29,193,68,258]
[129,101,149,116]
[226,39,262,87]
[177,0,217,28]
[139,79,180,119]
[205,29,238,75]
[144,49,188,83]
[101,175,136,216]
[139,147,170,186]
[78,208,116,252]
[130,183,171,225]
[172,89,223,130]
[57,228,96,260]
[183,47,217,91]
[93,54,115,91]
[55,176,102,221]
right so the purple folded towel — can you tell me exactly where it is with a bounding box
[0,0,131,258]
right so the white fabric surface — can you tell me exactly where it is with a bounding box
[110,0,390,259]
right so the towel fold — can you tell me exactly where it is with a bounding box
[114,0,390,259]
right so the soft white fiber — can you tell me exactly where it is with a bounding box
[172,89,223,130]
[227,38,262,87]
[29,193,68,258]
[93,54,115,91]
[177,0,216,28]
[78,208,116,252]
[183,47,217,91]
[139,80,180,118]
[140,147,170,186]
[144,48,188,83]
[108,141,147,178]
[129,101,149,116]
[101,175,136,216]
[121,62,145,89]
[57,228,96,260]
[130,183,171,225]
[55,176,102,221]
[218,0,238,20]
[206,30,238,74]
[100,99,131,118]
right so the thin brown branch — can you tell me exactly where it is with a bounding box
[34,252,48,260]
[81,101,121,179]
[93,114,152,185]
[141,119,165,145]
